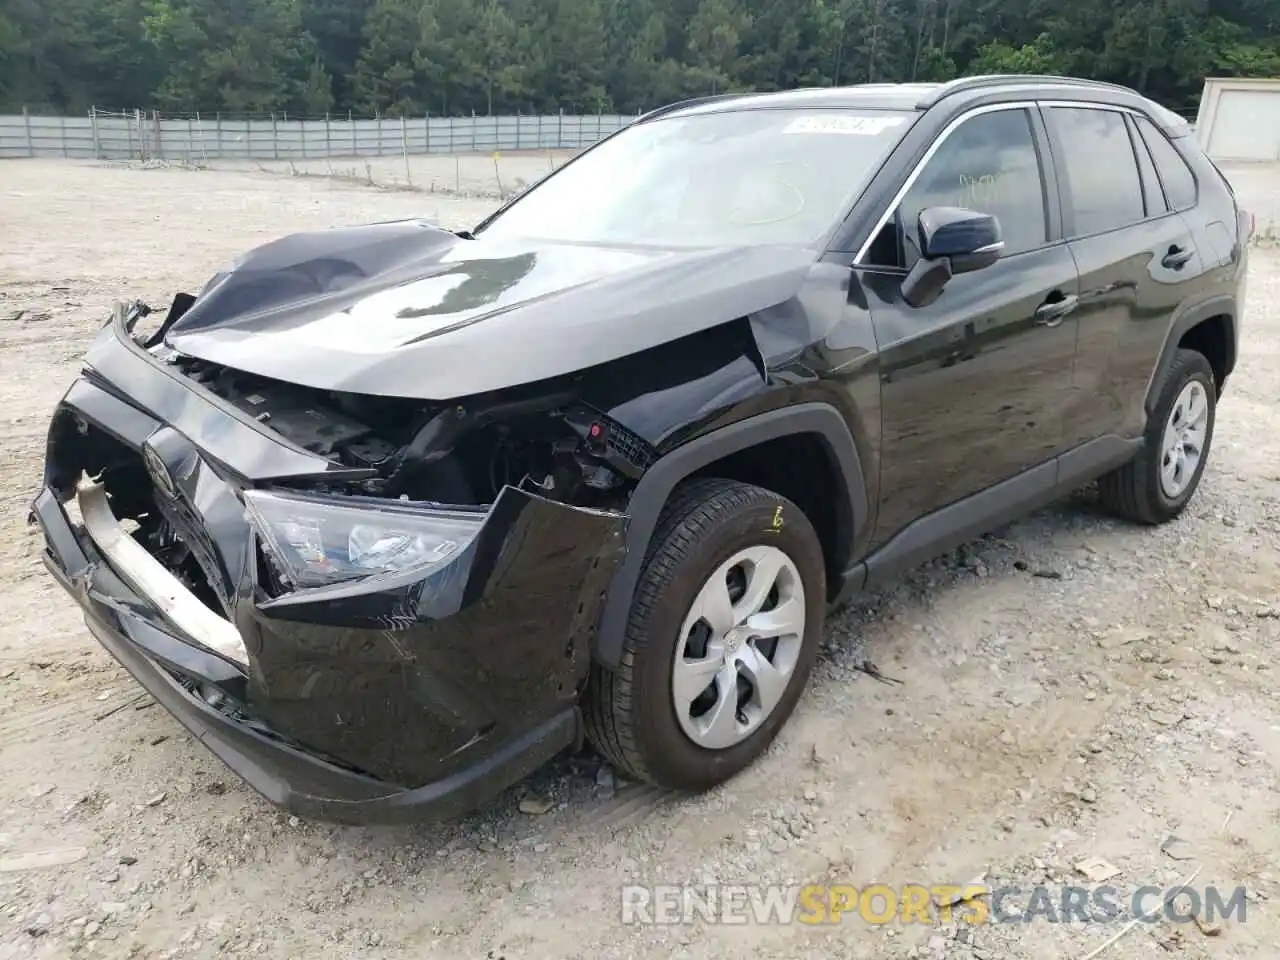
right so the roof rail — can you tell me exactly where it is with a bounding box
[916,74,1138,108]
[636,92,753,123]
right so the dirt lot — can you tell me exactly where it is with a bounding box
[1,159,1278,960]
[214,148,580,197]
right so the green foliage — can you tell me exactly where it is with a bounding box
[543,0,610,110]
[0,0,1277,115]
[970,33,1065,76]
[686,0,752,93]
[302,0,375,108]
[143,0,319,113]
[349,0,435,115]
[301,58,336,115]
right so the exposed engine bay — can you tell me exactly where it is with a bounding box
[43,292,760,611]
[153,347,654,511]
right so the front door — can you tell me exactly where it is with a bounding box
[855,105,1080,549]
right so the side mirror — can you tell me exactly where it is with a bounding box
[919,206,1003,273]
[900,206,1004,308]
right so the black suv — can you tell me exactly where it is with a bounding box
[33,75,1248,823]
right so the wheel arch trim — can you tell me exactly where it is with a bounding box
[1144,295,1237,417]
[592,402,867,668]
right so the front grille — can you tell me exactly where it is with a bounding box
[45,402,233,619]
[149,479,231,614]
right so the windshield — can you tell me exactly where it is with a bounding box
[477,108,915,248]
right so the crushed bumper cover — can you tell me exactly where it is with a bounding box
[31,318,627,824]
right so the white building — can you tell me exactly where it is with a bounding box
[1196,77,1280,162]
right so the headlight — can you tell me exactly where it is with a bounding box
[243,489,484,589]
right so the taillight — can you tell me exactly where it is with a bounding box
[1242,209,1255,241]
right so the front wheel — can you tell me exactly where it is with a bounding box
[583,479,827,790]
[1098,348,1216,524]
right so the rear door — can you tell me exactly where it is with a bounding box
[1041,103,1211,446]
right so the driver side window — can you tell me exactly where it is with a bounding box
[864,108,1049,269]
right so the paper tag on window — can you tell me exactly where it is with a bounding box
[783,115,906,136]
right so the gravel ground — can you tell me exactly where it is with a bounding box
[1,158,1278,960]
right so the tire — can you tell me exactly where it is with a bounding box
[584,478,827,791]
[1098,348,1216,524]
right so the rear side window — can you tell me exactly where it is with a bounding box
[1134,116,1197,210]
[1127,116,1167,217]
[1047,107,1145,237]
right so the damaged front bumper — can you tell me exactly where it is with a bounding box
[31,313,627,824]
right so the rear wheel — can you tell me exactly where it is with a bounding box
[1098,348,1216,524]
[584,478,826,790]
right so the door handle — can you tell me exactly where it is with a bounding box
[1034,293,1079,328]
[1162,245,1194,269]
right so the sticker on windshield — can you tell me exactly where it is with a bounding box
[783,115,905,136]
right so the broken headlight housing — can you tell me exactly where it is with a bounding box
[243,489,484,589]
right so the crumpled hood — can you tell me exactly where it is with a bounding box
[164,219,817,399]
